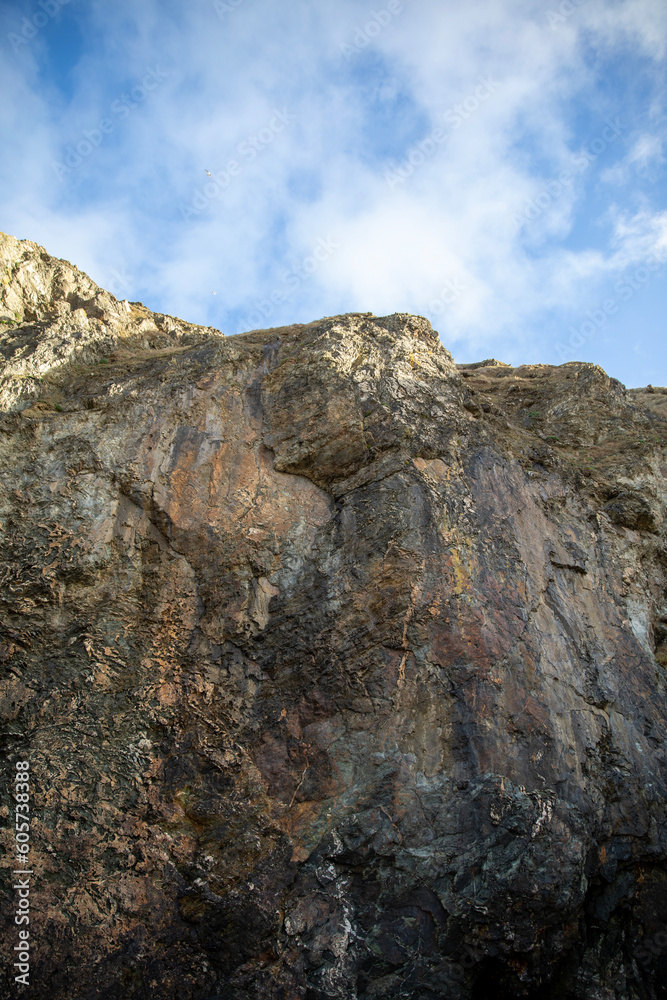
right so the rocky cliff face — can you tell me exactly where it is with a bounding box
[1,231,666,1000]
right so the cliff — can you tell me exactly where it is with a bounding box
[1,231,666,999]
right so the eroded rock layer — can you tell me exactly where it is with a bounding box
[1,232,666,999]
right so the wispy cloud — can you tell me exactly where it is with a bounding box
[0,0,665,384]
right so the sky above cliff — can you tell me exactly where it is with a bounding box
[0,0,665,386]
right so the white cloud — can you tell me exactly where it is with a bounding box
[601,132,665,185]
[610,208,667,264]
[0,0,665,371]
[628,134,664,168]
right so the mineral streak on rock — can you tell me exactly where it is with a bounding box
[0,231,666,999]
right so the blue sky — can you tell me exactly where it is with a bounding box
[0,0,665,386]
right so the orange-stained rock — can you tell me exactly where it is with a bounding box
[1,232,666,999]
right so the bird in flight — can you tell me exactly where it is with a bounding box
[205,170,212,176]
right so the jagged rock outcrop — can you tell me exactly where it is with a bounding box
[1,232,666,999]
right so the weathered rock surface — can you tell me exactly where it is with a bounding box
[1,231,666,999]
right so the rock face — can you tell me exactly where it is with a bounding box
[1,231,666,1000]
